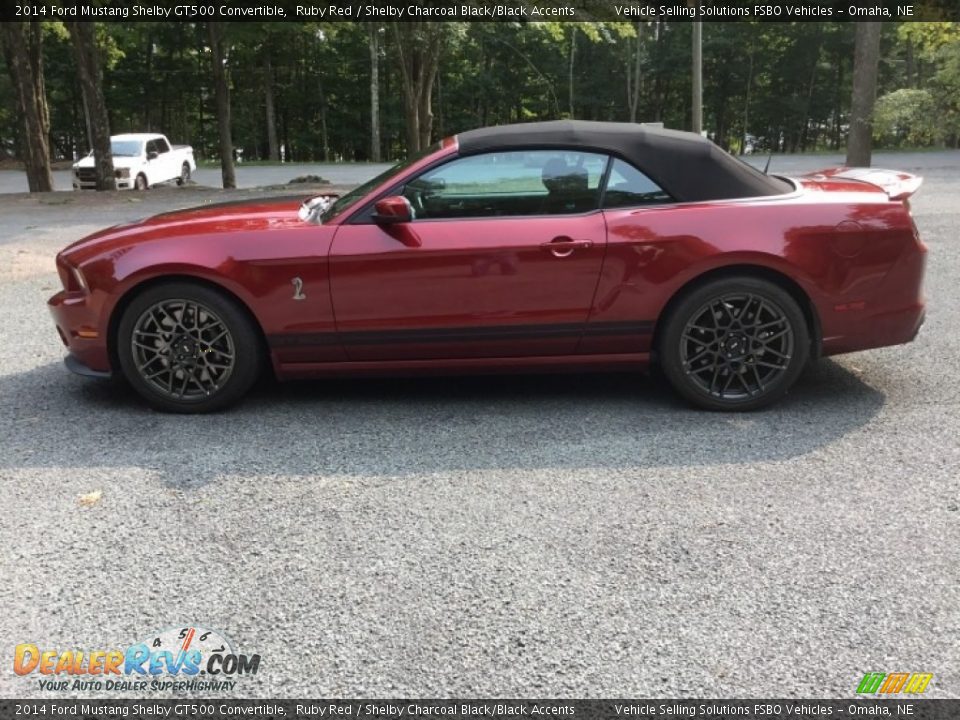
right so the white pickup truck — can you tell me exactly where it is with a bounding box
[73,133,196,190]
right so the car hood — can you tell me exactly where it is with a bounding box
[60,195,322,262]
[73,155,141,170]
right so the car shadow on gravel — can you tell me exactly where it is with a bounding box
[1,358,885,487]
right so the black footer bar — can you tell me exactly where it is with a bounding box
[1,698,958,720]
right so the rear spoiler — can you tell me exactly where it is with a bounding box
[805,167,923,201]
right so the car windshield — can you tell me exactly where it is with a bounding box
[110,140,143,157]
[320,142,441,223]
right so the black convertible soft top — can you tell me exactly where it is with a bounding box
[456,120,792,203]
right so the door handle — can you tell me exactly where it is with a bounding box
[540,237,593,258]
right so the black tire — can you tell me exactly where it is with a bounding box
[134,173,148,191]
[117,282,262,413]
[176,162,190,186]
[659,276,810,411]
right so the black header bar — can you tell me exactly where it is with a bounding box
[3,0,959,23]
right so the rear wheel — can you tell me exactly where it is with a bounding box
[659,276,809,411]
[176,162,190,186]
[117,282,262,413]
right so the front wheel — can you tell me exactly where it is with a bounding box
[176,162,191,186]
[134,173,148,191]
[117,282,262,413]
[659,276,810,411]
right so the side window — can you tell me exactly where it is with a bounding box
[146,140,157,156]
[602,159,672,208]
[403,150,608,220]
[155,138,170,154]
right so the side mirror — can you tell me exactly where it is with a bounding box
[372,196,414,224]
[147,150,158,160]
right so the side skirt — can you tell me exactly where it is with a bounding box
[274,352,651,381]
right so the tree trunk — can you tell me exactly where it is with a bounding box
[392,23,444,154]
[714,76,729,149]
[0,22,54,192]
[652,21,665,122]
[207,22,236,188]
[318,78,330,162]
[79,90,93,151]
[742,40,753,154]
[368,23,381,162]
[196,44,205,159]
[798,25,823,152]
[29,22,52,163]
[436,69,444,140]
[905,39,915,88]
[691,21,703,134]
[67,22,116,191]
[143,32,154,130]
[846,22,882,167]
[568,28,576,117]
[417,85,433,150]
[625,22,643,123]
[481,48,491,126]
[833,48,844,150]
[264,51,280,161]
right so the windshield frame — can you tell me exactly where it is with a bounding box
[320,141,444,224]
[110,140,144,157]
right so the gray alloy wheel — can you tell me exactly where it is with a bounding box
[177,162,190,186]
[659,276,810,411]
[117,282,262,413]
[135,173,148,191]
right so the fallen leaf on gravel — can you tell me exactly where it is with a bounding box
[78,490,103,507]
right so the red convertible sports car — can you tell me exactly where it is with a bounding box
[48,121,926,413]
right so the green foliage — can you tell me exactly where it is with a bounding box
[929,28,960,142]
[873,88,941,145]
[4,20,960,163]
[896,21,959,57]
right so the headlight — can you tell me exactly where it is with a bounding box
[115,168,130,179]
[57,257,88,293]
[72,265,89,292]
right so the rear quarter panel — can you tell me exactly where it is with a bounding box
[588,183,915,354]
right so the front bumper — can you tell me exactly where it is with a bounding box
[65,353,112,379]
[73,181,132,190]
[48,290,112,374]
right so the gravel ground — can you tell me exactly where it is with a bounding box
[0,152,958,699]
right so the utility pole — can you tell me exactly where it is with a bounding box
[692,21,703,135]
